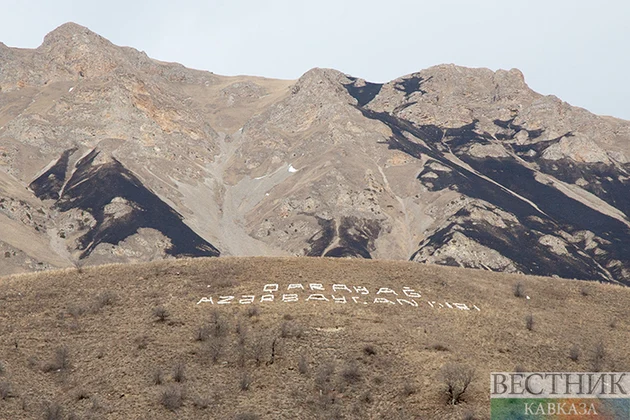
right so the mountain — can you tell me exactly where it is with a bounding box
[0,257,628,419]
[1,23,629,285]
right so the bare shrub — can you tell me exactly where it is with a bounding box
[43,346,70,372]
[298,354,309,374]
[513,282,525,298]
[152,369,164,385]
[280,321,304,338]
[430,343,450,352]
[210,310,229,337]
[402,382,416,397]
[173,362,186,383]
[93,291,116,311]
[249,334,268,366]
[360,391,373,404]
[315,361,335,391]
[152,306,170,322]
[440,363,475,405]
[195,325,211,342]
[89,396,105,413]
[463,412,477,420]
[363,345,377,356]
[74,388,89,401]
[591,341,606,372]
[580,286,590,297]
[525,314,534,331]
[43,401,64,420]
[240,371,252,391]
[341,361,361,384]
[193,395,211,409]
[135,335,149,350]
[67,305,87,318]
[246,306,260,318]
[27,356,38,369]
[160,385,184,411]
[0,381,13,400]
[569,344,580,362]
[609,319,617,329]
[205,336,224,364]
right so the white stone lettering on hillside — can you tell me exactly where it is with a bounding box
[196,284,481,311]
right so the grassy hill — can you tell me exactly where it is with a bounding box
[0,257,629,419]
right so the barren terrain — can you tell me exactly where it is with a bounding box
[0,257,628,419]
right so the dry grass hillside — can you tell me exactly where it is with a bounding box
[0,257,628,420]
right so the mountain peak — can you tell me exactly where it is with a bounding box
[40,22,106,49]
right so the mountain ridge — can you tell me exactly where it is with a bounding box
[0,23,629,285]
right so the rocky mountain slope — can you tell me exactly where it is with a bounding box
[1,23,629,284]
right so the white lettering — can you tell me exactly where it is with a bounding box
[239,295,255,304]
[218,296,234,304]
[196,297,213,305]
[263,284,279,293]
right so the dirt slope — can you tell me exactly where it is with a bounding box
[0,257,628,419]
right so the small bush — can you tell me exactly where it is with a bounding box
[71,388,88,401]
[173,362,186,383]
[135,335,149,350]
[360,391,373,404]
[591,342,606,372]
[463,412,477,420]
[152,369,164,385]
[431,343,450,352]
[153,306,170,322]
[569,344,580,362]
[298,354,308,374]
[94,291,116,310]
[27,356,38,369]
[195,325,211,342]
[441,363,475,405]
[341,362,361,384]
[315,362,335,391]
[246,306,260,318]
[580,286,590,297]
[0,381,13,400]
[513,282,525,298]
[248,333,269,367]
[210,310,229,337]
[363,345,377,356]
[0,360,5,375]
[43,346,70,372]
[193,395,211,409]
[402,382,416,397]
[525,314,534,331]
[280,321,304,339]
[609,319,617,329]
[67,305,87,318]
[240,372,252,391]
[205,336,224,364]
[160,385,184,411]
[43,401,64,420]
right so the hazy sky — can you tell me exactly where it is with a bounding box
[1,0,628,119]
